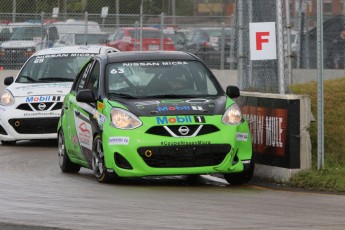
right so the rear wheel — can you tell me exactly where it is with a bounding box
[92,135,114,183]
[223,160,255,185]
[58,129,80,173]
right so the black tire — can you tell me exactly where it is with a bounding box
[58,129,81,173]
[1,140,16,146]
[92,135,114,183]
[223,160,255,185]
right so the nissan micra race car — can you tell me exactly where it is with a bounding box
[58,51,254,185]
[0,46,118,145]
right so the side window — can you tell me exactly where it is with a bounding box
[72,61,94,92]
[86,61,100,97]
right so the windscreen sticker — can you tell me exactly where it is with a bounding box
[110,68,125,74]
[236,132,249,141]
[33,53,95,64]
[109,136,129,145]
[122,61,188,67]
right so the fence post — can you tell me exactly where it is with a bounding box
[276,0,285,94]
[237,0,244,90]
[285,0,293,85]
[160,13,164,50]
[220,23,225,70]
[84,12,89,45]
[40,12,45,50]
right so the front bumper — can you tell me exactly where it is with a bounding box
[0,99,63,141]
[102,121,252,177]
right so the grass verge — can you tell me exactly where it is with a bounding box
[289,78,345,192]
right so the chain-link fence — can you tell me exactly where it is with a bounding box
[0,0,345,93]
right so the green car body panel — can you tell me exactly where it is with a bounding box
[58,95,252,177]
[57,51,254,183]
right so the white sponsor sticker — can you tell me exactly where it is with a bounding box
[236,132,248,141]
[109,136,129,145]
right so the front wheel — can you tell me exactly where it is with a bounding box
[223,160,255,185]
[92,135,114,183]
[58,129,80,173]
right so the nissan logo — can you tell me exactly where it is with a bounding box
[178,126,190,136]
[38,103,46,110]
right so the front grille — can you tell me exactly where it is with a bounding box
[8,118,59,134]
[138,144,231,168]
[146,125,220,137]
[16,102,63,111]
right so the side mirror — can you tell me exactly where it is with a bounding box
[4,76,14,86]
[76,89,95,103]
[226,85,240,98]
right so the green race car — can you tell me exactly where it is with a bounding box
[57,51,254,185]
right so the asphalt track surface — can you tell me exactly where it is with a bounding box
[1,140,345,230]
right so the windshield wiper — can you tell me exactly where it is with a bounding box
[38,77,74,82]
[109,93,137,99]
[18,75,37,83]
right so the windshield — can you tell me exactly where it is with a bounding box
[16,53,95,83]
[10,26,42,40]
[106,60,222,99]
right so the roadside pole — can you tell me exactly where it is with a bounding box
[316,0,324,170]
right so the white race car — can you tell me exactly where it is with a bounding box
[0,45,118,145]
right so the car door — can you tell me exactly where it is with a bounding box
[68,60,102,166]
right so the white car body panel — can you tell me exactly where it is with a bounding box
[0,45,118,142]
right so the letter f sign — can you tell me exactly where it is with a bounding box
[249,22,276,60]
[256,32,270,50]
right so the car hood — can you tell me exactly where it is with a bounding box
[1,40,36,49]
[6,82,73,97]
[108,96,227,116]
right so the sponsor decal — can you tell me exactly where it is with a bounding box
[75,113,93,150]
[26,96,52,103]
[122,61,188,67]
[236,132,249,141]
[156,105,203,112]
[0,106,5,112]
[23,111,61,117]
[156,115,205,124]
[156,116,192,125]
[161,140,211,146]
[194,116,206,123]
[77,121,92,149]
[109,136,129,145]
[93,111,107,125]
[97,102,104,110]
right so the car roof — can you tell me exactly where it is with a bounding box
[103,51,198,63]
[33,45,118,56]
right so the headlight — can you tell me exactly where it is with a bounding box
[222,103,243,125]
[110,108,142,129]
[0,90,15,106]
